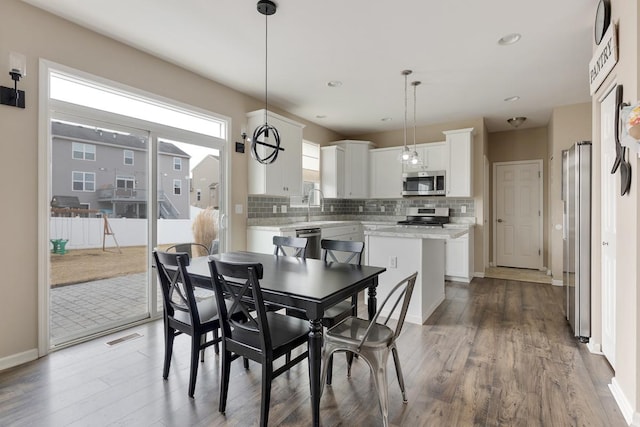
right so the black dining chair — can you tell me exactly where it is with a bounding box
[272,235,308,258]
[286,239,365,384]
[208,258,309,427]
[166,242,210,258]
[153,249,241,397]
[320,272,418,427]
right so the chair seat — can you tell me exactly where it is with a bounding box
[327,317,394,349]
[233,312,309,356]
[172,297,240,326]
[322,300,354,325]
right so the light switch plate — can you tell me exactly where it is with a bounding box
[461,205,466,213]
[281,205,287,213]
[273,205,278,214]
[235,204,243,214]
[380,206,385,212]
[358,206,363,212]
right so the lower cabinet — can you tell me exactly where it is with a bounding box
[444,229,474,283]
[247,228,295,254]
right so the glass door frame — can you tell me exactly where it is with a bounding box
[38,60,230,355]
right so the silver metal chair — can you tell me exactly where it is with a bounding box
[320,272,418,427]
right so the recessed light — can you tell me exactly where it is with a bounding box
[504,96,520,102]
[315,115,327,119]
[327,80,342,88]
[498,33,521,45]
[381,117,392,122]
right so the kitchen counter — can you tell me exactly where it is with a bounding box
[247,220,361,232]
[365,226,467,239]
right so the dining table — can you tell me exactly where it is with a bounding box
[183,251,386,427]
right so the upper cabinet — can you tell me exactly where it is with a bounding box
[402,142,447,173]
[321,145,345,198]
[322,140,372,199]
[247,109,305,196]
[443,128,474,197]
[370,147,403,198]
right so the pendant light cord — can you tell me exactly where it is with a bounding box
[264,10,268,125]
[403,73,408,151]
[413,82,417,150]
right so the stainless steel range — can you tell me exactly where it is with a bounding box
[397,207,450,227]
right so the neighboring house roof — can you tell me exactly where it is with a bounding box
[192,154,219,169]
[51,121,190,158]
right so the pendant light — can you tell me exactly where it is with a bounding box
[409,80,422,166]
[251,0,283,165]
[398,69,412,163]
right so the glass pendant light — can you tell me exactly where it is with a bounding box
[398,70,412,163]
[409,80,422,166]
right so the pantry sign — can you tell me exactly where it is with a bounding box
[589,25,617,95]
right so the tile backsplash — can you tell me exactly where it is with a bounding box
[248,195,475,221]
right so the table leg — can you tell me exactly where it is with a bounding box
[368,277,378,320]
[308,318,323,427]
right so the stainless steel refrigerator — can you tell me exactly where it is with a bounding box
[562,142,591,342]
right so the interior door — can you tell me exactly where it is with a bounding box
[494,161,542,269]
[601,86,617,367]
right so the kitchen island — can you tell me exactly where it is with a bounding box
[365,226,468,325]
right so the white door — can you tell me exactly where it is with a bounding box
[494,161,543,269]
[601,86,617,367]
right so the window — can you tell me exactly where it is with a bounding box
[123,149,134,165]
[173,179,182,195]
[72,171,95,192]
[72,142,96,160]
[173,157,182,171]
[303,141,321,205]
[196,189,201,201]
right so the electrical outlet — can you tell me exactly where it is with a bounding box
[380,206,385,213]
[358,206,363,212]
[281,205,287,214]
[389,256,397,268]
[273,205,278,214]
[461,205,466,214]
[330,205,334,212]
[235,204,243,214]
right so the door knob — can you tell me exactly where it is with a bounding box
[497,219,503,223]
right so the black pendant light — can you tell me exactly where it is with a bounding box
[251,0,283,164]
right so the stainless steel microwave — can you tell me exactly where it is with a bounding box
[402,170,446,196]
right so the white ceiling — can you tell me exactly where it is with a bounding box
[23,0,596,135]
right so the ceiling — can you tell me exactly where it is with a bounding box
[23,0,596,136]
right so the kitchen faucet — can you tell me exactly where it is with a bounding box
[306,188,324,222]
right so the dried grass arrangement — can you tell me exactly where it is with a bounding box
[192,207,219,257]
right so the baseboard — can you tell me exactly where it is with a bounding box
[586,340,603,354]
[445,275,472,283]
[551,279,563,287]
[0,348,38,372]
[610,377,634,425]
[474,271,485,278]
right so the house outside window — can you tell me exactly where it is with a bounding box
[72,142,96,161]
[173,179,182,195]
[123,149,134,165]
[72,171,95,192]
[173,157,182,171]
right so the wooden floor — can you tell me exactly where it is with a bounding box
[0,278,627,426]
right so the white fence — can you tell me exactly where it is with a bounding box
[50,217,195,249]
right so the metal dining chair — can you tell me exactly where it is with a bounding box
[320,272,418,427]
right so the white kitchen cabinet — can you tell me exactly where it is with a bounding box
[337,140,372,198]
[444,228,474,283]
[247,228,296,254]
[443,128,474,197]
[370,147,403,198]
[402,142,447,172]
[321,145,345,198]
[247,109,305,196]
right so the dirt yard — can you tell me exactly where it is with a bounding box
[50,245,166,287]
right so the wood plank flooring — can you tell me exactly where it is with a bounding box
[0,278,627,426]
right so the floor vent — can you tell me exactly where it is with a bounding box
[106,333,142,346]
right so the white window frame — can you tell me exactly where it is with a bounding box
[72,171,96,192]
[173,157,182,171]
[173,179,182,195]
[72,141,96,161]
[123,149,134,165]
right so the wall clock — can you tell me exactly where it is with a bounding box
[594,0,611,45]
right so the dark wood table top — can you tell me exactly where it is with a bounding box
[186,251,386,320]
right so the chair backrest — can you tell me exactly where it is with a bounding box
[321,239,364,265]
[208,259,272,357]
[152,249,202,326]
[166,242,210,258]
[357,272,418,350]
[273,235,308,258]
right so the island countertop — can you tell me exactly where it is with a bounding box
[364,226,468,239]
